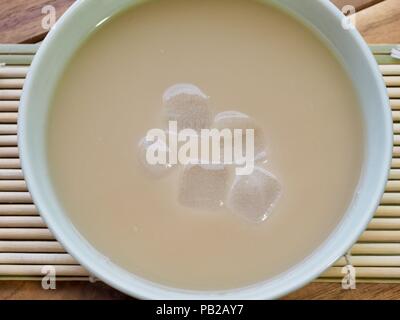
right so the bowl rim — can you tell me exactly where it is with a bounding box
[18,0,393,299]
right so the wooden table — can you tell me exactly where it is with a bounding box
[0,0,399,300]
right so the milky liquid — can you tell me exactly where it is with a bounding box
[47,0,364,290]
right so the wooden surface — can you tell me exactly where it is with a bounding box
[2,281,400,300]
[0,0,75,43]
[354,0,400,43]
[0,0,400,43]
[331,0,384,11]
[0,281,132,300]
[0,0,400,300]
[284,283,400,300]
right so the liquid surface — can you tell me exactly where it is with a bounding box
[47,0,364,290]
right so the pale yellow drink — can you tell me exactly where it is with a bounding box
[47,0,364,290]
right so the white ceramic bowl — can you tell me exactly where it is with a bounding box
[18,0,392,299]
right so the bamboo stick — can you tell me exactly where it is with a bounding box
[370,45,394,55]
[0,192,32,203]
[334,256,400,267]
[0,135,17,146]
[0,113,17,123]
[392,158,400,168]
[0,265,88,276]
[0,276,90,281]
[368,218,400,230]
[0,253,75,265]
[316,278,400,284]
[0,170,23,180]
[0,55,33,65]
[321,267,400,278]
[386,180,400,191]
[359,230,400,242]
[392,100,400,110]
[381,193,400,204]
[389,169,400,180]
[0,90,22,100]
[391,162,400,173]
[0,147,19,158]
[351,243,400,255]
[392,111,400,122]
[0,240,63,252]
[0,125,17,135]
[0,216,44,228]
[0,79,24,89]
[0,44,39,55]
[0,181,27,192]
[375,55,400,65]
[380,65,400,76]
[0,229,53,240]
[393,147,400,158]
[0,205,37,216]
[385,77,400,87]
[0,101,18,112]
[388,88,400,98]
[395,135,400,145]
[0,159,20,169]
[0,67,29,78]
[375,206,400,217]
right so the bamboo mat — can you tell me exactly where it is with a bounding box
[0,44,399,283]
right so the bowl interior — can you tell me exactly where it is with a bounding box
[18,0,392,299]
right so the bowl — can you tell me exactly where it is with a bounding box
[18,0,392,299]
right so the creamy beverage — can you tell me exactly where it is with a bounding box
[47,0,364,290]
